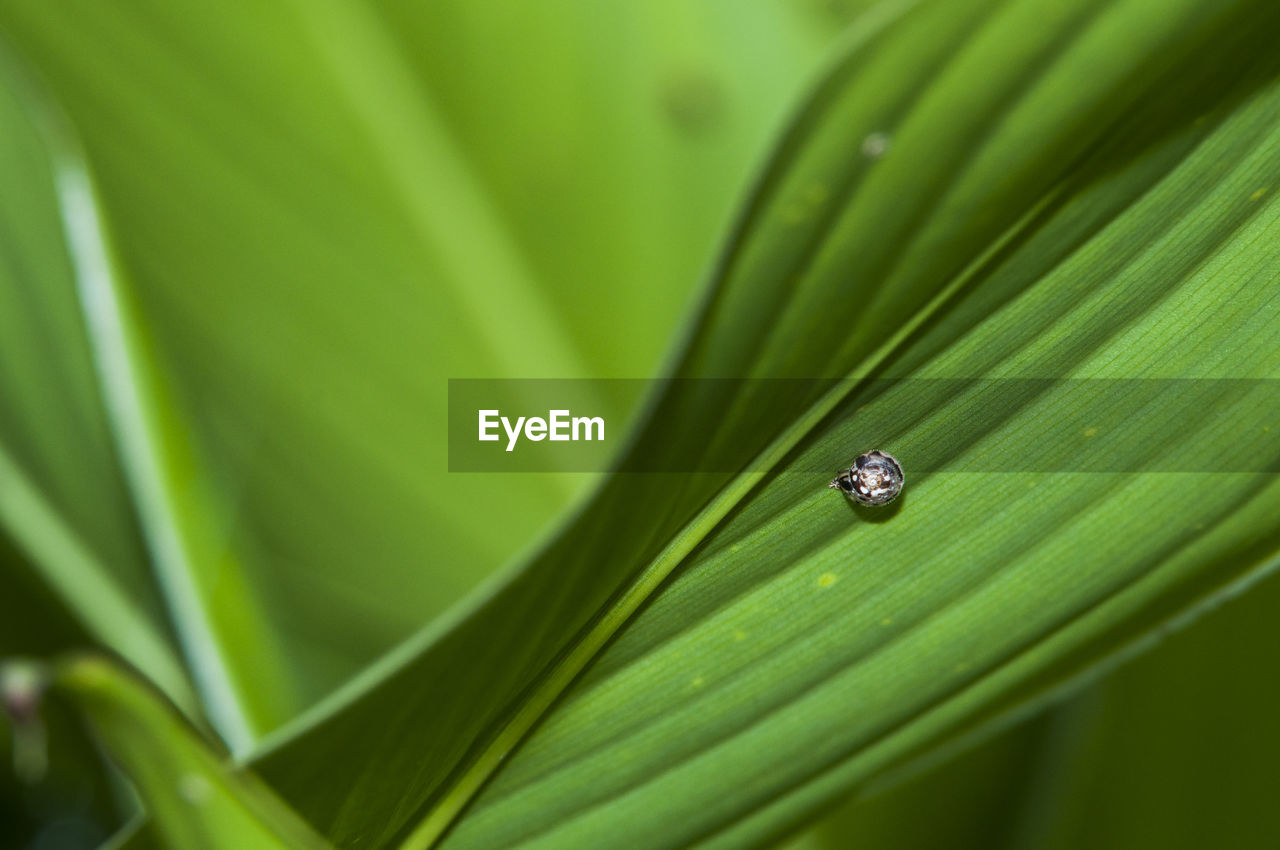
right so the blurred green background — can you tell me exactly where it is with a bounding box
[1,0,1278,847]
[0,0,860,842]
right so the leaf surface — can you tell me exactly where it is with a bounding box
[0,0,844,744]
[38,655,332,850]
[780,565,1280,850]
[19,0,1280,847]
[0,51,192,713]
[178,1,1280,847]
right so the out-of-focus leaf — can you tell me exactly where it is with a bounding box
[0,55,302,749]
[15,655,332,850]
[0,51,191,714]
[773,714,1051,850]
[377,0,863,381]
[0,0,848,746]
[99,1,1280,848]
[1012,570,1280,850]
[778,561,1280,850]
[0,539,126,849]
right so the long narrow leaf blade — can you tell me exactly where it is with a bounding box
[216,1,1280,848]
[3,656,332,850]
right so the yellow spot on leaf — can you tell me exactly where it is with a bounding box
[178,774,211,804]
[1083,427,1097,438]
[879,618,893,626]
[818,572,838,588]
[691,676,705,688]
[1252,187,1269,201]
[733,629,748,642]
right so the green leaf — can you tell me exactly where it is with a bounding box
[1010,569,1280,850]
[0,48,193,716]
[0,540,130,846]
[773,711,1051,850]
[11,655,332,850]
[0,0,846,745]
[21,0,1280,847]
[129,0,1278,847]
[373,0,862,379]
[0,52,304,748]
[779,561,1280,850]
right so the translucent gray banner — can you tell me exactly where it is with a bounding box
[447,379,1280,473]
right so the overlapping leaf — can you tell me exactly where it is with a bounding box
[132,0,1279,847]
[0,55,191,711]
[1012,571,1280,850]
[780,569,1280,850]
[0,0,843,746]
[423,3,1280,847]
[24,655,333,850]
[10,0,1280,848]
[0,541,130,846]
